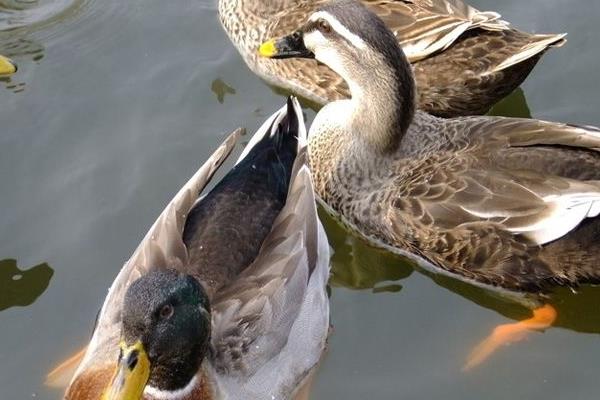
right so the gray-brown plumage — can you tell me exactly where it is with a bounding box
[181,107,298,295]
[219,0,565,117]
[62,99,330,399]
[265,0,600,295]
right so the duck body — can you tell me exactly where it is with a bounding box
[263,0,600,294]
[182,116,298,294]
[219,0,565,117]
[64,98,330,399]
[309,109,600,292]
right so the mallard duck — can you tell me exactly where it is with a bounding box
[0,54,17,75]
[219,0,565,117]
[260,0,600,368]
[51,98,330,399]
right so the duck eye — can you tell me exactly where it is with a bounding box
[318,19,331,33]
[159,304,174,320]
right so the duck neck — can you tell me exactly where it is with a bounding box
[337,49,416,154]
[144,373,200,400]
[147,344,207,393]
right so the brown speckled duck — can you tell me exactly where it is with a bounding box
[260,0,600,368]
[219,0,565,117]
[49,98,330,399]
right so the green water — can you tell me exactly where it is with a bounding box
[1,0,599,398]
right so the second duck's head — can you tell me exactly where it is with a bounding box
[102,269,211,399]
[261,0,409,71]
[259,0,415,147]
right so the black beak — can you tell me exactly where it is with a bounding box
[259,31,315,59]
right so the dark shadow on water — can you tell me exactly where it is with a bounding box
[485,88,532,118]
[319,207,413,293]
[268,83,324,112]
[210,78,236,104]
[0,258,54,311]
[320,207,600,334]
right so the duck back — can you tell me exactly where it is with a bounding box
[182,112,299,292]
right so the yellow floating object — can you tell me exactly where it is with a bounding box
[0,54,17,75]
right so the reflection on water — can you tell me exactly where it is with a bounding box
[0,0,89,92]
[0,0,85,30]
[486,88,532,118]
[210,78,236,104]
[320,208,414,293]
[0,258,53,311]
[0,36,42,91]
[0,76,25,92]
[0,37,44,62]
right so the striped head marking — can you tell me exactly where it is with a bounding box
[300,0,402,79]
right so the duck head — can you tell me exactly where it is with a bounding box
[260,0,416,152]
[102,270,211,399]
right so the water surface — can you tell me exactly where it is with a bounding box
[1,0,599,398]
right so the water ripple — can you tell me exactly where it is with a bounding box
[0,0,85,31]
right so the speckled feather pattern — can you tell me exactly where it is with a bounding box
[218,0,565,117]
[309,110,600,293]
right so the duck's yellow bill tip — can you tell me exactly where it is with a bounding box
[101,341,150,400]
[0,54,17,76]
[258,40,277,58]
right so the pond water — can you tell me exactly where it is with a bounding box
[1,0,599,398]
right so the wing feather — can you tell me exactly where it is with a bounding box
[366,0,509,61]
[210,162,330,399]
[209,99,330,398]
[401,117,600,248]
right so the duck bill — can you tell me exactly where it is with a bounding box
[259,33,314,59]
[102,341,151,400]
[0,54,17,75]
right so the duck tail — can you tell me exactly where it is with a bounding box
[270,96,306,156]
[490,32,567,74]
[541,216,600,286]
[235,96,306,165]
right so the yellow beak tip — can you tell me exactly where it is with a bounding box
[102,341,150,400]
[258,41,277,58]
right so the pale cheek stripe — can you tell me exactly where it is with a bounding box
[309,11,367,50]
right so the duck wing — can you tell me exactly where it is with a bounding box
[210,156,330,399]
[364,0,508,62]
[182,98,301,293]
[209,126,330,397]
[67,128,243,386]
[389,119,600,289]
[401,117,600,243]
